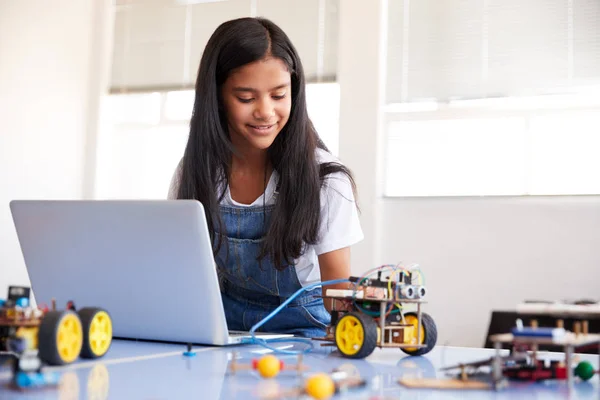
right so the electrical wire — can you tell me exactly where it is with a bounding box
[242,278,350,354]
[352,264,397,316]
[408,263,425,285]
[242,263,426,355]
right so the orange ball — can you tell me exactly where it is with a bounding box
[305,373,335,400]
[256,355,281,378]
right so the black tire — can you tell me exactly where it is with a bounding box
[334,312,378,359]
[401,312,437,356]
[79,307,112,359]
[38,310,83,365]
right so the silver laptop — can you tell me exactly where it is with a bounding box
[10,200,291,345]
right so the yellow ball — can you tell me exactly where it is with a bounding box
[256,355,281,378]
[305,373,335,400]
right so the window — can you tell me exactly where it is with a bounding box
[384,94,600,197]
[95,83,341,199]
[529,110,600,195]
[383,0,600,196]
[385,116,527,197]
[95,92,189,199]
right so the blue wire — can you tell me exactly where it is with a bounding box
[240,337,315,354]
[244,278,351,354]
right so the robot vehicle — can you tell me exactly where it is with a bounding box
[318,267,437,359]
[1,285,113,366]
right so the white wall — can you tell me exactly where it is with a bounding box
[337,0,386,271]
[0,0,113,297]
[338,0,600,348]
[380,197,600,347]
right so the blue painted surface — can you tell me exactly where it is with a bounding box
[0,340,598,399]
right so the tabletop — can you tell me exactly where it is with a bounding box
[1,338,598,399]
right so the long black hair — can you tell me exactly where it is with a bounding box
[177,17,357,268]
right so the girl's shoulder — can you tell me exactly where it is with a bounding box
[315,148,354,198]
[315,147,339,165]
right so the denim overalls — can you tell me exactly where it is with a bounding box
[215,203,331,338]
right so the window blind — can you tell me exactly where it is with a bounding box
[386,0,600,103]
[111,0,339,92]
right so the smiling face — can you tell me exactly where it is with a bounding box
[221,57,292,153]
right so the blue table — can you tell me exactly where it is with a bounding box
[1,339,598,399]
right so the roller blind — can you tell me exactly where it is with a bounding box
[111,0,339,91]
[386,0,600,103]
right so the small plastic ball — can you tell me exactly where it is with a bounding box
[305,373,335,400]
[575,361,596,381]
[256,355,281,378]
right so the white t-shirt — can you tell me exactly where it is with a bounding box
[167,148,364,286]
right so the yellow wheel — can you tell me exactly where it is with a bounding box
[334,312,377,359]
[79,308,113,359]
[401,312,437,356]
[38,310,83,365]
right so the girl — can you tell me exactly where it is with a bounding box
[168,17,363,338]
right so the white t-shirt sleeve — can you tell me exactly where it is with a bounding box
[313,171,364,255]
[167,159,183,199]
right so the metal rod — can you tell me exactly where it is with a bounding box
[492,340,502,389]
[417,302,422,345]
[565,344,574,390]
[380,301,387,345]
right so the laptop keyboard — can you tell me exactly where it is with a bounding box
[228,330,250,336]
[229,330,279,337]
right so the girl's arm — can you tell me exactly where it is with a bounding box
[318,247,354,313]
